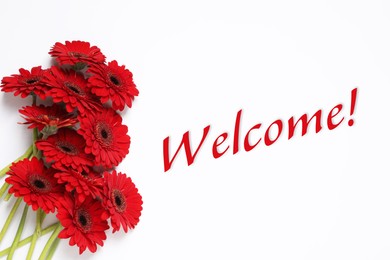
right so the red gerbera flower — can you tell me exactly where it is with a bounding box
[88,60,139,111]
[49,40,106,67]
[54,169,103,203]
[44,66,102,113]
[101,171,143,233]
[36,128,93,172]
[5,157,62,213]
[57,194,109,254]
[78,108,130,168]
[1,66,48,99]
[19,104,77,132]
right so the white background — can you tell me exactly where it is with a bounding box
[0,0,390,259]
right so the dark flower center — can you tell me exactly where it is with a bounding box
[79,214,87,226]
[112,189,126,212]
[64,82,85,96]
[76,208,92,232]
[37,114,58,121]
[77,170,94,181]
[68,52,87,58]
[109,75,120,86]
[80,171,88,177]
[115,195,122,206]
[26,78,39,84]
[95,122,113,147]
[56,141,78,155]
[61,145,72,153]
[28,174,51,193]
[34,180,45,189]
[101,129,108,139]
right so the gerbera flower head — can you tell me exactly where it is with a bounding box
[101,171,143,233]
[44,66,102,113]
[57,194,109,254]
[1,66,48,99]
[36,128,93,172]
[19,104,77,135]
[88,60,139,111]
[5,157,63,213]
[54,169,103,203]
[49,40,106,67]
[78,108,130,168]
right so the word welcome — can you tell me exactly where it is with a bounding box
[163,88,358,172]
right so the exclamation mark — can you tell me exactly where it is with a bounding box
[348,88,358,126]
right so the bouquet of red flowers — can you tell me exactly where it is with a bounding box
[0,41,143,259]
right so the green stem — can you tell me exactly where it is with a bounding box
[31,94,40,159]
[0,198,22,243]
[46,238,60,260]
[38,223,63,260]
[26,210,42,260]
[32,128,39,157]
[3,192,11,202]
[26,233,38,260]
[38,209,44,233]
[32,94,37,105]
[0,222,58,258]
[7,203,29,260]
[0,145,33,178]
[40,210,46,225]
[0,183,9,200]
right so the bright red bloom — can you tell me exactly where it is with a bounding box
[44,66,102,113]
[36,128,93,172]
[1,66,48,99]
[57,194,109,254]
[19,104,77,132]
[88,60,139,111]
[54,169,103,203]
[49,41,106,66]
[101,171,142,233]
[78,108,130,168]
[5,157,62,213]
